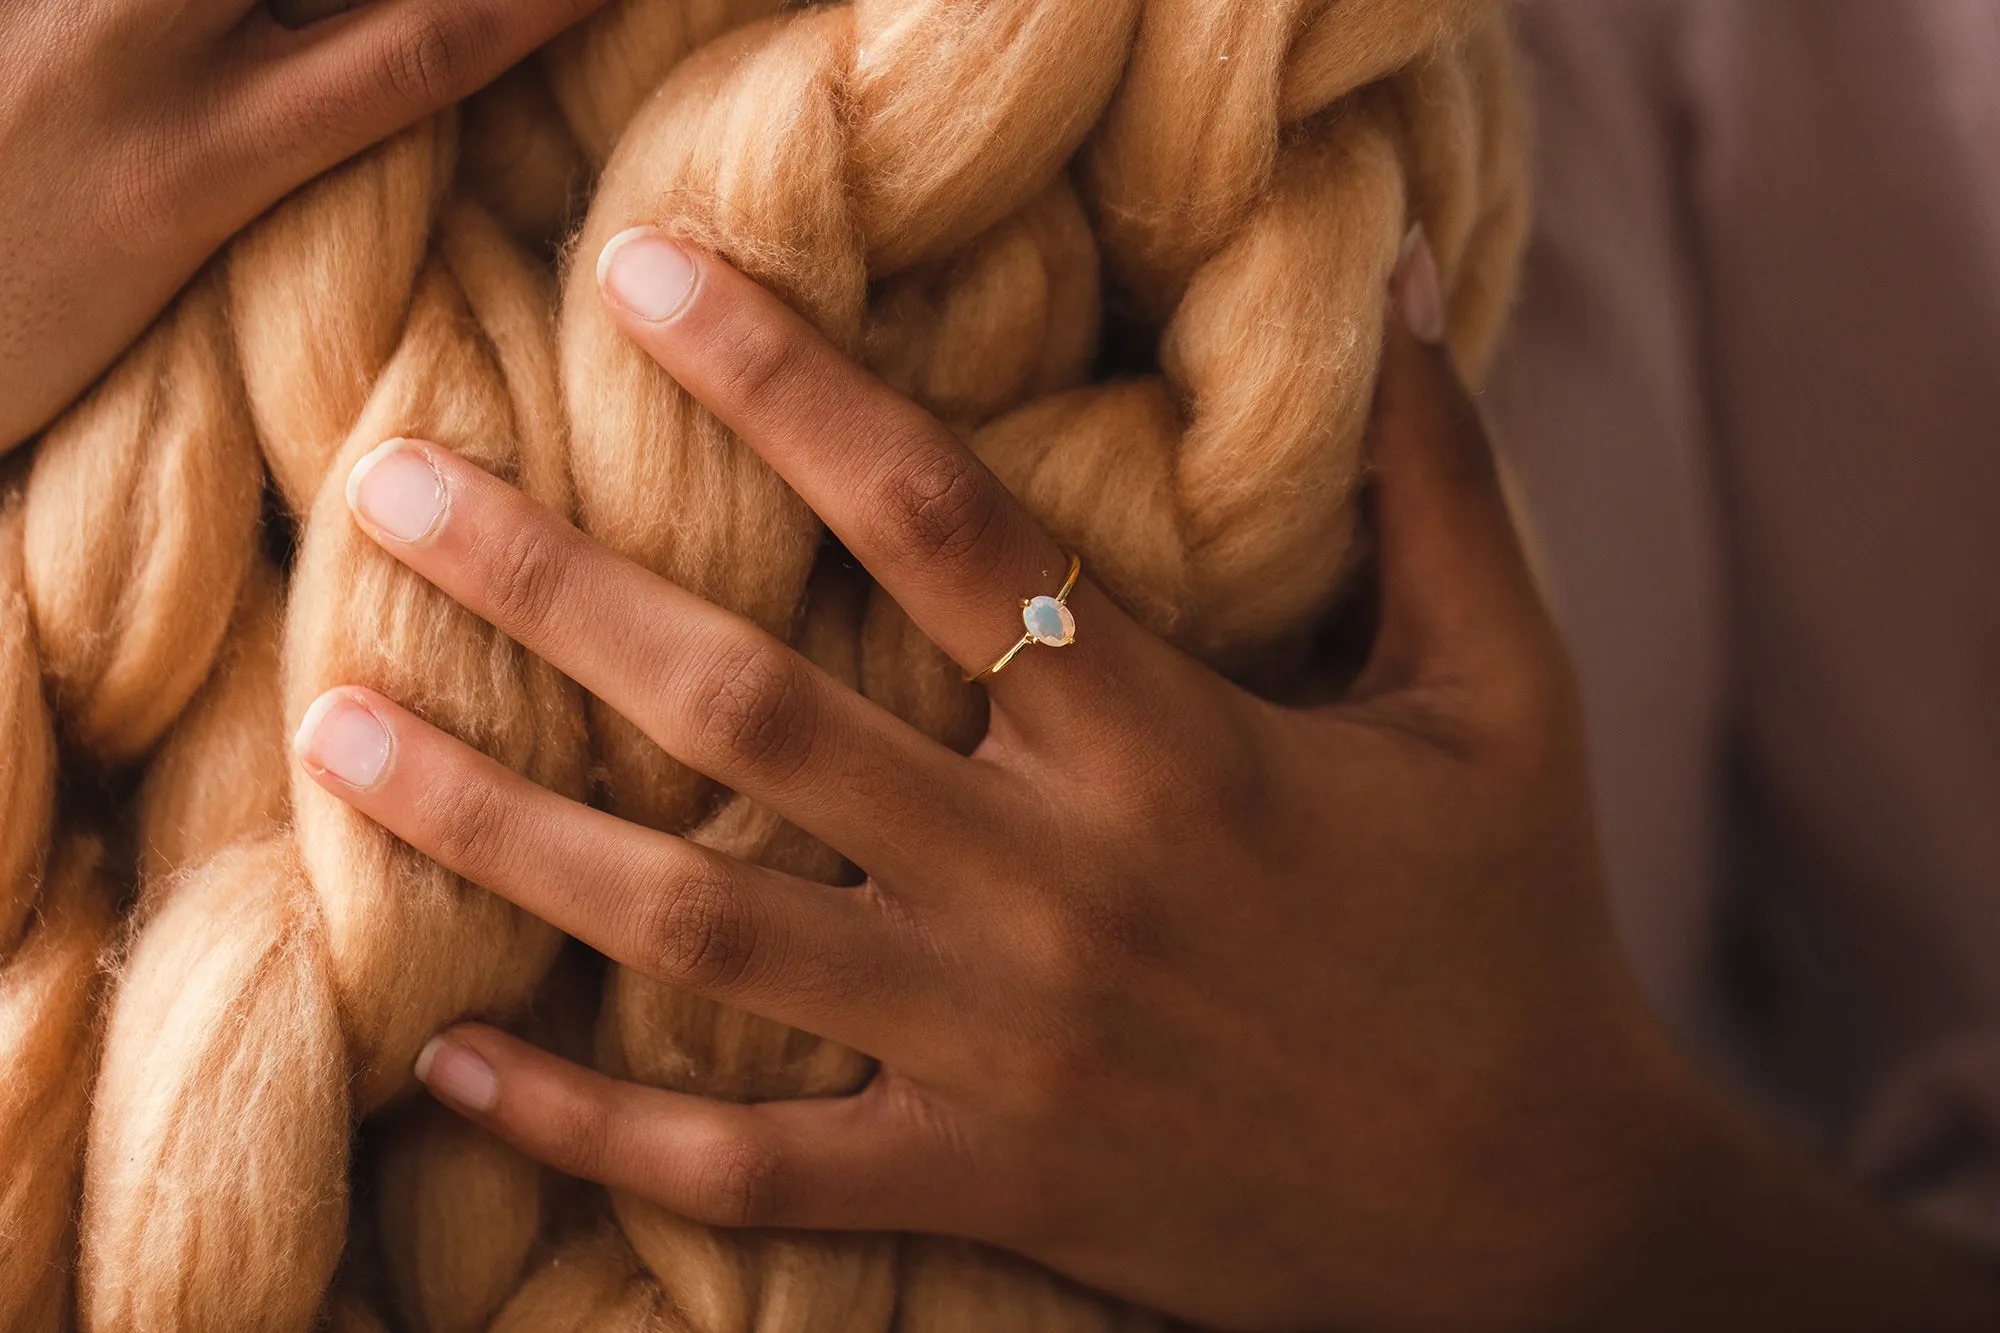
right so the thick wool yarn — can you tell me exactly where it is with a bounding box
[0,0,1527,1327]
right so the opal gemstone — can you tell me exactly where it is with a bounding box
[1022,595,1075,646]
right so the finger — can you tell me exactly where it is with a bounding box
[414,1024,958,1233]
[224,0,603,187]
[591,227,1155,723]
[265,0,363,25]
[292,685,924,1050]
[342,438,985,875]
[1357,226,1564,707]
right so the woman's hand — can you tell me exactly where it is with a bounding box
[293,233,2000,1330]
[0,0,601,453]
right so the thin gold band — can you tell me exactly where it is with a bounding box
[965,553,1082,681]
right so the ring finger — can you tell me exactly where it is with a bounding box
[292,684,929,1052]
[589,227,1159,734]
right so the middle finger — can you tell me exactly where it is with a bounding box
[589,228,1158,731]
[342,436,990,876]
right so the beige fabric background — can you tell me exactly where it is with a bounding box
[1489,0,2000,1255]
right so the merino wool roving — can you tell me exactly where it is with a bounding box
[0,0,1527,1326]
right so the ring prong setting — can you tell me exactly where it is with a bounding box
[966,552,1083,679]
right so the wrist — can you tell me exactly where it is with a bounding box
[1535,1029,2000,1332]
[1491,1011,1734,1329]
[1338,987,1730,1331]
[1533,1037,1759,1327]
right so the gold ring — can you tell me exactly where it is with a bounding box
[965,553,1082,681]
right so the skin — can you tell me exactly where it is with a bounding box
[5,7,1997,1324]
[294,236,2000,1329]
[0,0,606,454]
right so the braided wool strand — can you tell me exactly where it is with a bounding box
[0,0,1528,1326]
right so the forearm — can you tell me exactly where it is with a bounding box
[1569,1063,2000,1331]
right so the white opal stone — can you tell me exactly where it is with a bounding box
[1022,595,1075,646]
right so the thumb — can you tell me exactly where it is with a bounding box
[1356,228,1556,701]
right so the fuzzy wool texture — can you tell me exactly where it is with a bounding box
[0,838,111,1332]
[0,0,1528,1326]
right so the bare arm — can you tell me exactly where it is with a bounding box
[0,0,604,453]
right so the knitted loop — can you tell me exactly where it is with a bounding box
[21,276,261,764]
[81,839,348,1331]
[0,1,1528,1325]
[0,837,113,1331]
[0,496,55,957]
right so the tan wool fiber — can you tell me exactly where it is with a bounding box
[0,0,1527,1325]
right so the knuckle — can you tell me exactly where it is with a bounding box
[101,112,221,259]
[871,436,1006,576]
[689,643,814,779]
[711,318,812,419]
[538,1089,612,1181]
[691,1136,786,1228]
[99,155,175,258]
[420,768,510,877]
[639,862,755,993]
[482,520,573,643]
[378,9,491,110]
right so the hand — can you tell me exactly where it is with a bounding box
[0,0,602,453]
[293,234,2000,1329]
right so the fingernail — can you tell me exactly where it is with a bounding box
[1395,224,1447,346]
[415,1035,499,1114]
[292,691,392,790]
[347,440,446,543]
[598,226,698,322]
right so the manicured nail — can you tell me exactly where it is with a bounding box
[292,691,392,790]
[347,439,446,543]
[598,226,698,322]
[415,1035,499,1113]
[1395,224,1447,346]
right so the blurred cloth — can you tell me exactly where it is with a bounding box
[1487,0,2000,1252]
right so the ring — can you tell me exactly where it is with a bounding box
[965,553,1082,680]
